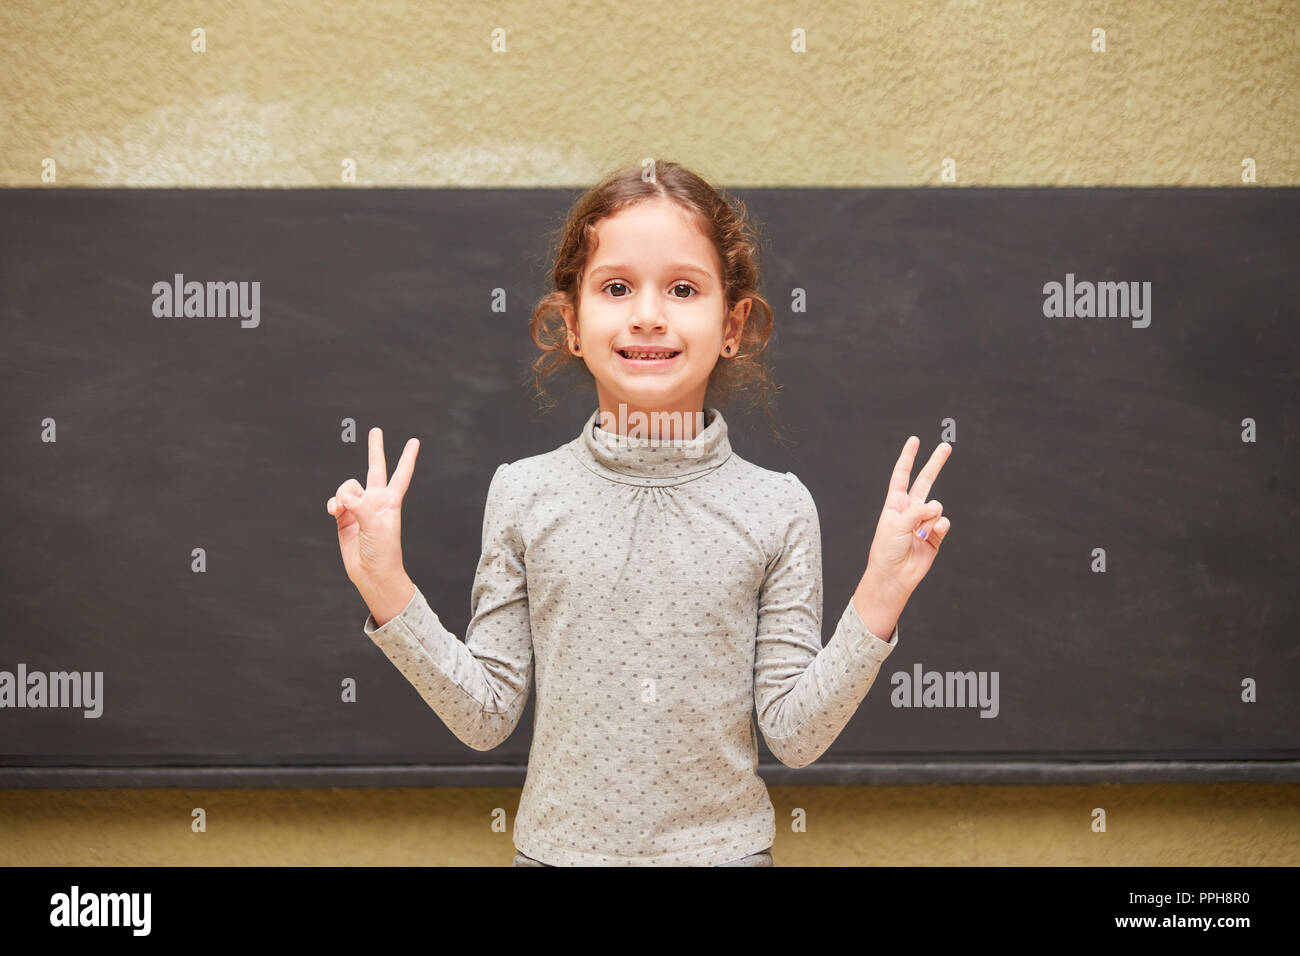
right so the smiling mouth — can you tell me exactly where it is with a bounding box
[618,349,681,360]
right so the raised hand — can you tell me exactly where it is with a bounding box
[326,427,420,589]
[861,436,952,605]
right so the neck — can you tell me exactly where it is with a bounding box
[594,405,708,441]
[569,405,733,487]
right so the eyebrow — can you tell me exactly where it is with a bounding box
[587,262,713,281]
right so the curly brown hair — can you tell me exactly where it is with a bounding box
[525,159,790,443]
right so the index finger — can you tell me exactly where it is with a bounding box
[889,436,920,496]
[388,438,420,501]
[908,442,952,503]
[367,427,387,490]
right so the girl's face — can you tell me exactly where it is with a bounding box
[563,197,750,438]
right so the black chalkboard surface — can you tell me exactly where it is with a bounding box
[1,187,1296,787]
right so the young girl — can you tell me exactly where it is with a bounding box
[326,161,952,867]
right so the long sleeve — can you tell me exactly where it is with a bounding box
[362,461,533,751]
[753,472,899,769]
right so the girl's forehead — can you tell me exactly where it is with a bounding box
[586,206,717,273]
[598,199,695,233]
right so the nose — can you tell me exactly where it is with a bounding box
[629,293,667,331]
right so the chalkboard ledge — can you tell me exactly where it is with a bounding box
[2,759,1298,788]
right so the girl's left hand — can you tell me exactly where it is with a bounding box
[862,436,953,601]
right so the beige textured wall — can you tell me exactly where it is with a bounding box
[2,783,1298,866]
[2,0,1296,865]
[2,0,1296,186]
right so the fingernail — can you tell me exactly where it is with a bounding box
[917,528,927,539]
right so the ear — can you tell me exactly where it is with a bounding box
[725,297,753,343]
[559,298,578,338]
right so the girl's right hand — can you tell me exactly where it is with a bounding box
[326,427,420,590]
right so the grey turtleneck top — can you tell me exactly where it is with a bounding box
[362,405,900,866]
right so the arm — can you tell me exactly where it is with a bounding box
[754,474,899,770]
[362,462,533,751]
[852,572,909,647]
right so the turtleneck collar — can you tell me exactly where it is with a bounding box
[568,406,733,487]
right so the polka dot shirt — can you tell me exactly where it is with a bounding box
[363,406,900,865]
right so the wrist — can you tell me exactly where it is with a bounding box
[852,571,909,642]
[360,570,416,629]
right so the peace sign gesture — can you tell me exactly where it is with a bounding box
[326,427,420,588]
[860,436,952,604]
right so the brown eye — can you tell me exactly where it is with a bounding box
[672,284,697,298]
[603,281,629,297]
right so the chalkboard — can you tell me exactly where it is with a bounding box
[1,187,1296,787]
